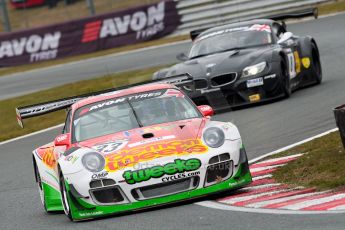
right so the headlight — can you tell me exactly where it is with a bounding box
[82,152,105,172]
[242,62,266,78]
[203,127,225,148]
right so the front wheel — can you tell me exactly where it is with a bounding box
[281,59,291,98]
[59,169,73,221]
[34,160,51,213]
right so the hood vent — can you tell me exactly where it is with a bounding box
[142,133,154,139]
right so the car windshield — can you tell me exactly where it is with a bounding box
[72,89,201,142]
[189,24,273,59]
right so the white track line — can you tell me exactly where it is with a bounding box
[255,153,303,164]
[241,183,281,191]
[246,191,328,209]
[220,188,295,204]
[250,164,285,173]
[248,128,338,164]
[0,124,63,146]
[195,201,345,215]
[252,174,273,181]
[329,205,345,211]
[282,193,345,210]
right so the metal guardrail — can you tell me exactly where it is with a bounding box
[174,0,333,34]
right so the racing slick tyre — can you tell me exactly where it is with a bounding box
[59,168,73,221]
[281,58,291,98]
[33,159,52,213]
[310,43,322,84]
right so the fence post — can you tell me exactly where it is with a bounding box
[86,0,96,15]
[0,0,11,32]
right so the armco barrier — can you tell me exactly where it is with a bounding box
[174,0,333,34]
[0,0,180,67]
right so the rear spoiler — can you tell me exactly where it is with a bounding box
[189,7,318,41]
[190,27,210,41]
[269,7,318,21]
[15,74,194,128]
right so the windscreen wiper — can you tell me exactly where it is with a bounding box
[126,99,143,127]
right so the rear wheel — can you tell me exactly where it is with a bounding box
[311,43,322,84]
[281,58,291,98]
[59,168,73,221]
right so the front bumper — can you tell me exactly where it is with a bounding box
[65,161,251,221]
[184,62,284,111]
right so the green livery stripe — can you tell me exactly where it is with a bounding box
[66,163,252,220]
[42,182,63,211]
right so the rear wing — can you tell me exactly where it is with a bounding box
[269,7,318,21]
[189,7,318,41]
[15,74,194,128]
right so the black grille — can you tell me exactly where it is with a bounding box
[89,179,116,188]
[206,161,233,183]
[133,177,199,200]
[211,73,237,87]
[90,180,102,188]
[91,186,124,204]
[194,79,208,89]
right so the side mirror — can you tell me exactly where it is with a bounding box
[54,133,71,147]
[277,32,293,44]
[176,52,188,61]
[198,105,214,117]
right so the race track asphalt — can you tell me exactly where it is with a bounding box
[1,13,345,230]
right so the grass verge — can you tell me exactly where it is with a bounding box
[319,0,345,15]
[0,66,165,142]
[272,130,345,191]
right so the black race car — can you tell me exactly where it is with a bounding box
[153,9,322,111]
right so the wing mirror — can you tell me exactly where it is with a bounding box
[176,52,188,61]
[54,133,71,147]
[198,105,214,117]
[277,32,293,44]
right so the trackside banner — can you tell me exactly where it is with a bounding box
[0,0,180,67]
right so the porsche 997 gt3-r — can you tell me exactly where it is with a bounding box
[16,77,252,221]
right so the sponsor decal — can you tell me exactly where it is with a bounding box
[42,147,56,169]
[65,155,79,164]
[141,124,174,133]
[79,211,104,217]
[160,89,185,98]
[302,57,311,69]
[128,135,175,148]
[264,74,276,79]
[93,139,128,154]
[196,26,249,41]
[106,139,208,172]
[92,171,108,180]
[248,24,271,33]
[88,91,163,112]
[294,51,301,74]
[82,2,165,43]
[161,171,200,182]
[196,24,271,42]
[123,131,131,138]
[122,158,201,184]
[0,32,61,62]
[56,134,68,143]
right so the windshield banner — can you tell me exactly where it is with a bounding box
[0,0,180,67]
